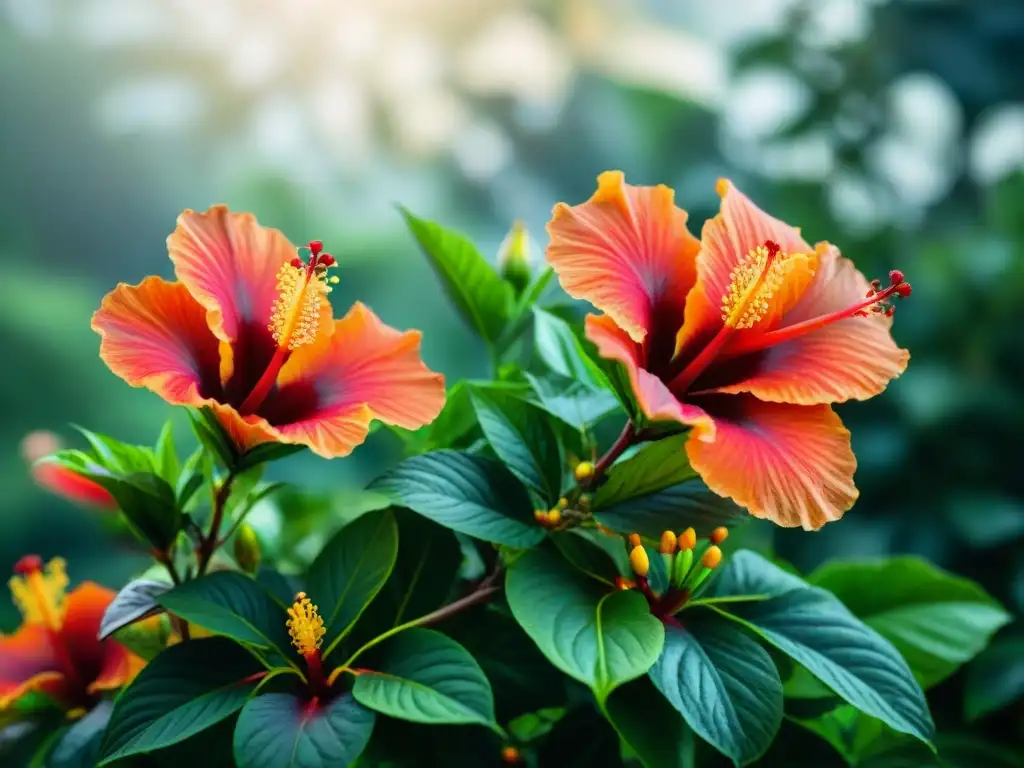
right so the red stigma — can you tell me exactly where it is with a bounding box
[290,257,304,269]
[14,554,43,575]
[317,253,335,268]
[307,240,323,257]
[889,269,904,285]
[764,240,781,258]
[895,283,912,298]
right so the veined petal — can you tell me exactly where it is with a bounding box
[676,180,816,356]
[585,314,714,440]
[92,277,223,405]
[547,171,701,346]
[686,396,857,530]
[167,206,327,404]
[0,625,64,709]
[710,246,909,404]
[214,303,446,459]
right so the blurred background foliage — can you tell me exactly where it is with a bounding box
[1,0,1023,760]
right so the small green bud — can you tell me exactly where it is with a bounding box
[672,548,694,587]
[233,524,262,574]
[497,221,533,294]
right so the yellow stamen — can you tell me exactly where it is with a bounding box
[286,592,325,656]
[268,264,334,350]
[721,243,786,329]
[10,557,68,631]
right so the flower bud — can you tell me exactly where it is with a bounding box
[497,221,533,294]
[672,548,693,587]
[547,508,562,526]
[710,526,729,545]
[678,528,697,550]
[574,461,595,482]
[233,524,262,574]
[501,745,522,764]
[615,576,636,591]
[628,533,642,549]
[701,546,723,569]
[556,497,569,510]
[659,530,677,555]
[534,509,547,523]
[629,545,650,578]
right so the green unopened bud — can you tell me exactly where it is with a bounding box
[233,524,262,574]
[497,221,533,294]
[672,547,694,587]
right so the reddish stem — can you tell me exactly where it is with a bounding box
[197,473,235,575]
[589,423,636,485]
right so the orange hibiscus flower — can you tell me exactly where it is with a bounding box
[92,207,446,459]
[0,556,143,712]
[21,431,117,511]
[547,172,910,529]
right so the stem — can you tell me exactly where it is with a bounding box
[588,422,636,485]
[197,471,235,575]
[340,583,501,670]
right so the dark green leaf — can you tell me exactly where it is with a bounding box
[233,692,375,768]
[605,678,694,768]
[964,635,1024,720]
[236,443,306,472]
[400,208,510,345]
[158,572,289,655]
[50,700,111,768]
[525,372,620,430]
[368,451,544,547]
[305,510,399,656]
[649,616,782,765]
[352,629,499,731]
[810,557,1011,688]
[506,549,664,702]
[708,552,934,746]
[538,704,625,768]
[187,407,238,467]
[551,529,625,586]
[99,579,170,640]
[700,549,807,603]
[154,421,180,484]
[175,447,208,509]
[594,435,696,506]
[936,734,1023,768]
[470,387,564,502]
[76,470,182,551]
[98,637,263,763]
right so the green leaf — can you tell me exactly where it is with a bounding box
[936,734,1023,768]
[532,307,611,392]
[154,420,180,484]
[551,529,626,586]
[233,692,375,768]
[604,678,694,768]
[352,629,500,732]
[72,425,156,474]
[236,443,306,472]
[368,451,544,547]
[810,557,1011,688]
[506,549,664,702]
[400,208,510,345]
[99,579,170,640]
[175,447,208,509]
[701,549,808,602]
[158,572,289,656]
[648,616,783,765]
[50,700,111,768]
[186,407,238,467]
[964,635,1024,720]
[524,372,620,431]
[98,637,263,764]
[470,387,564,502]
[305,510,399,656]
[591,436,741,540]
[71,469,182,551]
[708,552,934,746]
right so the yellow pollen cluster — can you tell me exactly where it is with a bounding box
[287,592,325,656]
[10,557,68,631]
[721,244,787,329]
[268,263,336,350]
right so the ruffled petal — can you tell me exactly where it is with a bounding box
[710,246,909,404]
[0,625,64,709]
[686,396,857,530]
[92,277,223,405]
[60,583,114,674]
[676,180,816,356]
[167,206,327,404]
[547,171,701,348]
[585,314,714,440]
[212,303,446,459]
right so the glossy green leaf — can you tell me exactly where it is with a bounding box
[649,616,783,765]
[353,629,499,731]
[708,552,934,746]
[306,510,399,656]
[99,578,170,640]
[551,528,627,586]
[604,677,694,768]
[186,407,238,467]
[154,420,180,484]
[233,692,375,768]
[51,700,111,768]
[470,386,564,502]
[532,307,611,392]
[368,451,544,547]
[594,435,695,506]
[810,557,1011,688]
[235,443,306,472]
[98,637,263,764]
[158,572,289,655]
[964,635,1024,720]
[506,549,664,702]
[524,372,620,430]
[78,469,183,551]
[401,208,510,345]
